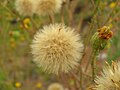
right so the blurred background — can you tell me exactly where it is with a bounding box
[0,0,120,90]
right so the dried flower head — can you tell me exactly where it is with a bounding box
[98,26,113,40]
[48,83,64,90]
[91,26,113,51]
[95,61,120,90]
[31,23,84,74]
[35,0,62,16]
[15,0,35,16]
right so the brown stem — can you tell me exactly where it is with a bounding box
[68,73,80,90]
[67,4,72,26]
[76,16,83,33]
[61,5,65,23]
[58,73,71,90]
[79,66,83,90]
[84,50,94,72]
[66,0,78,26]
[91,50,97,82]
[84,49,97,82]
[48,14,55,24]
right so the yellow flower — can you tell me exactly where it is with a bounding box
[109,2,116,9]
[15,82,22,88]
[24,24,30,29]
[22,18,31,29]
[23,18,30,24]
[36,82,42,88]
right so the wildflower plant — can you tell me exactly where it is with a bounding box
[48,83,64,90]
[95,61,120,90]
[14,82,22,88]
[0,0,120,90]
[90,26,113,81]
[35,0,62,16]
[15,0,35,16]
[31,23,84,74]
[91,26,113,52]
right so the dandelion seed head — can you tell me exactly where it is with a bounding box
[48,83,64,90]
[95,61,120,90]
[31,23,84,74]
[15,0,35,16]
[35,0,62,16]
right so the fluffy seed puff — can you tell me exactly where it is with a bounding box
[95,61,120,90]
[15,0,35,16]
[48,83,64,90]
[35,0,62,16]
[31,23,84,74]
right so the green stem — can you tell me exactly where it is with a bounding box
[0,1,18,17]
[102,0,119,26]
[91,50,97,82]
[30,17,38,30]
